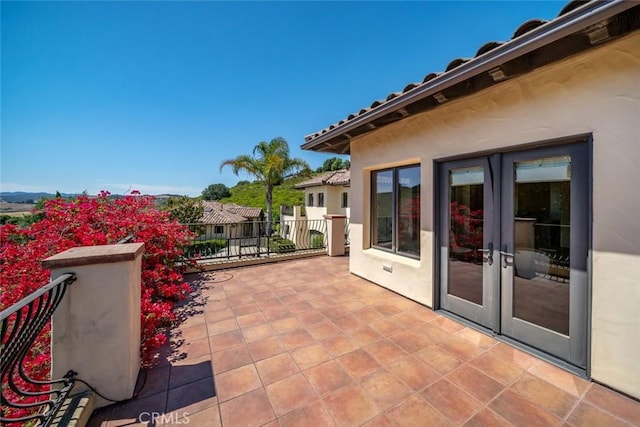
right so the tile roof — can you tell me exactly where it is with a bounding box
[302,0,640,154]
[294,169,350,189]
[201,201,263,224]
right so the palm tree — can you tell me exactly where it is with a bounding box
[220,137,310,235]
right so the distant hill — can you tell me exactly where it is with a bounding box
[0,192,78,203]
[219,176,307,220]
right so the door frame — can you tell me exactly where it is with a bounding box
[433,134,593,372]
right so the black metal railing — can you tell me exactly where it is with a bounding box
[1,273,77,426]
[182,219,327,261]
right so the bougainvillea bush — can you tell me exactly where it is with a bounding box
[0,191,194,421]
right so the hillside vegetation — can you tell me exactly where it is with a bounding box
[220,176,306,220]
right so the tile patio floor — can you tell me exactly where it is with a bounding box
[89,255,640,426]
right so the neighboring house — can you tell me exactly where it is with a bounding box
[199,201,263,240]
[302,1,640,400]
[279,169,350,248]
[296,169,350,221]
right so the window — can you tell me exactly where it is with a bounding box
[214,225,224,234]
[308,193,314,207]
[318,192,325,207]
[341,192,348,208]
[372,164,420,257]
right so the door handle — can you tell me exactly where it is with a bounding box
[500,250,514,268]
[477,242,493,265]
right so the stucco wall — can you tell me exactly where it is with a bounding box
[348,32,640,397]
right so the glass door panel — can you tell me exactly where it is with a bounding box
[439,158,496,329]
[449,167,484,305]
[501,145,588,367]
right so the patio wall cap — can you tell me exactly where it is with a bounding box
[323,214,347,219]
[42,243,145,269]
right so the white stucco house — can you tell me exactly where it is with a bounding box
[198,201,263,240]
[302,1,640,400]
[279,169,350,249]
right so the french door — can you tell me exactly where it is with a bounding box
[438,142,589,367]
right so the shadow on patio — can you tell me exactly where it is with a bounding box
[88,256,640,426]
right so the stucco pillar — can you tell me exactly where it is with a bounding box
[42,243,145,408]
[324,214,346,257]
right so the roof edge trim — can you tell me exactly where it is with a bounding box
[302,0,633,151]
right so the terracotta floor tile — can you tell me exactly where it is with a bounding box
[374,303,403,317]
[349,326,382,346]
[262,306,292,321]
[271,316,300,334]
[203,299,228,312]
[265,373,318,417]
[510,372,578,418]
[307,321,342,340]
[415,344,464,375]
[172,405,221,427]
[256,353,300,385]
[171,323,208,342]
[322,306,349,320]
[483,342,539,370]
[219,388,275,427]
[166,376,217,414]
[406,306,439,322]
[288,301,314,314]
[338,349,382,380]
[304,360,354,396]
[456,327,498,350]
[567,401,630,427]
[174,336,211,361]
[333,313,364,333]
[353,307,384,323]
[280,328,316,350]
[205,308,234,324]
[215,364,262,402]
[584,383,640,425]
[135,365,170,399]
[207,318,239,336]
[362,414,396,427]
[297,310,327,326]
[469,351,524,385]
[370,318,405,336]
[322,334,359,357]
[436,335,486,362]
[278,401,337,427]
[364,339,409,366]
[236,311,266,328]
[242,323,275,343]
[389,330,434,353]
[386,395,452,426]
[489,389,561,426]
[324,384,380,426]
[291,344,332,370]
[227,294,255,307]
[421,379,482,425]
[463,408,513,427]
[388,356,441,391]
[431,316,467,334]
[231,303,260,316]
[361,370,413,410]
[108,390,167,425]
[211,345,252,374]
[528,361,591,397]
[247,335,286,361]
[391,312,424,329]
[258,297,283,309]
[168,355,214,390]
[209,329,244,352]
[447,365,505,403]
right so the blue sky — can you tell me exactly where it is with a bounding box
[1,1,563,196]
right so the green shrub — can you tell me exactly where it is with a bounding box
[269,236,296,253]
[184,238,227,258]
[311,233,325,249]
